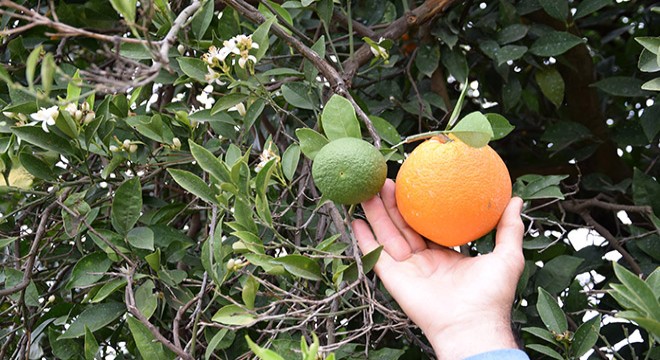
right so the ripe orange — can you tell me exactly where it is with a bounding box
[395,134,511,247]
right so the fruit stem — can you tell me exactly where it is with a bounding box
[393,131,451,148]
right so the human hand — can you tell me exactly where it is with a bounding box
[351,179,525,359]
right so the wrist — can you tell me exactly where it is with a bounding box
[427,314,520,359]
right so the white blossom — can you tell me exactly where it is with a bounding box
[228,102,246,117]
[255,145,279,172]
[30,106,59,132]
[369,37,389,61]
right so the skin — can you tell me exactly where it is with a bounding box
[351,179,525,359]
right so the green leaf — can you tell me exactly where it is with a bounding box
[572,315,601,357]
[167,169,218,205]
[19,152,56,181]
[282,82,317,110]
[316,0,334,24]
[49,327,82,359]
[341,246,383,282]
[522,327,560,344]
[91,278,127,303]
[232,231,265,254]
[65,252,113,290]
[273,255,322,281]
[450,112,494,148]
[252,16,277,61]
[245,336,285,360]
[526,344,564,360]
[484,113,515,140]
[448,82,469,128]
[575,0,612,19]
[320,95,361,140]
[592,76,648,97]
[176,57,208,83]
[295,128,329,160]
[127,227,154,251]
[111,177,142,235]
[135,279,158,319]
[415,44,440,77]
[189,109,235,123]
[514,174,568,200]
[60,302,126,339]
[11,126,76,158]
[205,329,231,360]
[192,0,214,40]
[67,70,82,101]
[210,93,249,115]
[536,287,568,333]
[648,268,660,298]
[540,0,568,21]
[635,37,660,55]
[242,275,259,309]
[642,77,660,91]
[26,45,42,89]
[496,45,528,65]
[612,262,660,317]
[497,24,529,44]
[189,140,232,183]
[441,47,468,84]
[639,49,660,73]
[126,316,172,360]
[370,116,402,145]
[244,98,266,130]
[536,255,583,294]
[535,67,565,107]
[212,304,256,325]
[145,249,161,271]
[615,310,660,340]
[530,31,584,57]
[41,53,55,95]
[109,0,137,23]
[282,144,301,181]
[84,326,99,360]
[305,36,326,82]
[632,168,660,215]
[0,237,18,249]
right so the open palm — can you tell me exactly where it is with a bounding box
[352,179,525,358]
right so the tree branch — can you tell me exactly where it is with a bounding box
[221,0,382,148]
[341,0,457,86]
[563,199,644,275]
[124,267,194,360]
[0,192,63,297]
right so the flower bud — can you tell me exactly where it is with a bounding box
[109,145,119,152]
[74,109,83,121]
[123,139,131,148]
[83,112,95,124]
[172,137,181,149]
[226,258,236,270]
[177,44,185,55]
[81,102,91,112]
[48,295,55,303]
[2,111,14,118]
[128,144,138,153]
[17,113,28,122]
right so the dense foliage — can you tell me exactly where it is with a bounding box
[0,0,658,359]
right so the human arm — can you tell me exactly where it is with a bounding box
[351,179,527,359]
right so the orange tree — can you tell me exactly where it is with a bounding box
[0,0,658,359]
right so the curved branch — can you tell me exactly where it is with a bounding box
[341,0,458,86]
[221,0,382,148]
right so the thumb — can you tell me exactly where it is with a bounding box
[493,197,524,259]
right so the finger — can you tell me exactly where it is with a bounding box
[351,219,396,270]
[494,197,524,259]
[361,193,412,261]
[380,179,427,253]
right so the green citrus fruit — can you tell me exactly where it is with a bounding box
[312,137,387,205]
